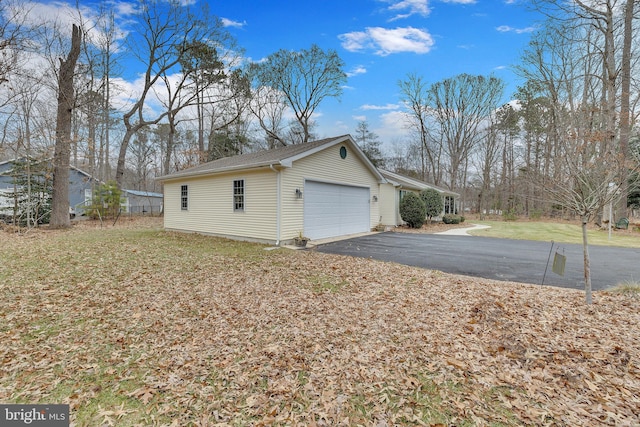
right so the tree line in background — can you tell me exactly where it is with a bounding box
[0,0,638,231]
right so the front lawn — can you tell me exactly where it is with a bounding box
[1,218,638,426]
[469,219,640,248]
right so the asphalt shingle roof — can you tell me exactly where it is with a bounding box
[379,169,459,196]
[158,135,355,180]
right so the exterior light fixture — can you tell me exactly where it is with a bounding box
[372,195,378,202]
[295,188,303,199]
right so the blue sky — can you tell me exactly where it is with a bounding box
[22,0,540,146]
[211,0,540,143]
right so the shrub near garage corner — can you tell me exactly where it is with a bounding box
[442,214,464,224]
[400,192,426,228]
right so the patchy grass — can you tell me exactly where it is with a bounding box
[1,218,639,426]
[470,220,640,248]
[308,273,349,293]
[608,281,640,298]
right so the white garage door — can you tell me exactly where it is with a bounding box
[304,181,370,240]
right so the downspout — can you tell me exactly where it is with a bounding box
[270,164,281,245]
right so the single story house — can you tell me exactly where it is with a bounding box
[121,189,164,215]
[158,135,385,245]
[378,169,460,226]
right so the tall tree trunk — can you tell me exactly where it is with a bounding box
[164,121,176,175]
[581,215,592,304]
[617,0,634,218]
[115,127,137,187]
[50,24,81,229]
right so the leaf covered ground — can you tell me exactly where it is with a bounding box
[0,218,639,426]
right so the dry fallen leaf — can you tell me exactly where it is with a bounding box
[0,217,638,426]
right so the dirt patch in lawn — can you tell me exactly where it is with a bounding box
[0,221,638,426]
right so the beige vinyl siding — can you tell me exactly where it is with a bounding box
[164,168,277,242]
[279,142,380,240]
[379,183,399,226]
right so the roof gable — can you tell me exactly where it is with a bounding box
[158,135,385,182]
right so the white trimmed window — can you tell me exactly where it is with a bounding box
[180,185,188,210]
[233,179,244,211]
[84,189,92,205]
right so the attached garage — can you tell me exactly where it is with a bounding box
[158,135,385,245]
[303,180,370,239]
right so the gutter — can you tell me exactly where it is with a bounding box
[269,164,281,246]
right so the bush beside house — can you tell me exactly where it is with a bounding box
[399,192,426,228]
[420,188,444,224]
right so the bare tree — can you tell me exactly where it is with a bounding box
[530,139,637,303]
[398,73,443,184]
[248,84,288,149]
[249,44,346,144]
[92,7,124,181]
[0,0,34,86]
[50,24,81,228]
[114,1,235,186]
[474,106,506,219]
[529,0,640,218]
[617,0,636,216]
[427,74,505,195]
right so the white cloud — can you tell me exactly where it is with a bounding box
[15,1,133,52]
[352,115,367,122]
[339,27,434,56]
[383,0,431,21]
[496,25,536,34]
[346,66,367,77]
[441,0,477,4]
[360,103,401,111]
[221,18,247,28]
[332,120,351,133]
[376,110,411,141]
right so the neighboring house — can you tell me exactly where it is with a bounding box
[121,189,163,215]
[158,135,385,245]
[0,158,161,218]
[377,169,460,226]
[0,159,100,217]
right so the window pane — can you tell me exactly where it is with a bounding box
[181,185,188,210]
[233,180,244,211]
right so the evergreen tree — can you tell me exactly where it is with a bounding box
[420,188,444,224]
[399,192,426,228]
[354,121,385,167]
[6,158,53,227]
[86,181,123,219]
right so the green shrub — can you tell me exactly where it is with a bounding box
[419,189,443,223]
[400,192,426,228]
[502,209,518,221]
[529,209,543,220]
[442,214,462,224]
[86,181,124,220]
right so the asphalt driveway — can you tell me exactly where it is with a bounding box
[315,232,640,291]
